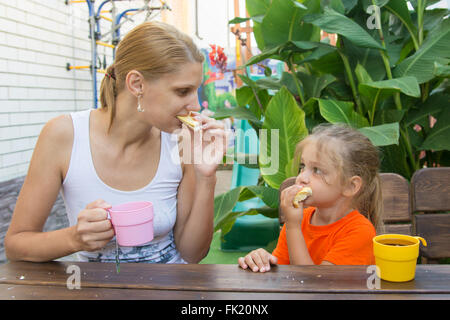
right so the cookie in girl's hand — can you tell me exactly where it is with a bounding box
[293,187,312,208]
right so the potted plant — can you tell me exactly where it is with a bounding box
[213,0,449,238]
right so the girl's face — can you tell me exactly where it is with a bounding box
[140,62,203,133]
[295,141,347,209]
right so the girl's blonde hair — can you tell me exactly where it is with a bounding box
[99,21,204,129]
[295,123,384,232]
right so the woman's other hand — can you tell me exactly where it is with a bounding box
[191,112,228,178]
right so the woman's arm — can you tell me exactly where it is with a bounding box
[174,163,216,263]
[4,115,79,262]
[173,114,227,263]
[5,115,115,262]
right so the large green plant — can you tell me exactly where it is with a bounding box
[213,0,449,237]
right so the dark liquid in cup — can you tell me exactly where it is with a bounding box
[378,238,415,246]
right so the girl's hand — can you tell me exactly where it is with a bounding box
[190,112,228,178]
[280,184,305,225]
[238,248,278,273]
[71,199,115,252]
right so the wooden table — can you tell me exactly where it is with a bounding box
[0,261,449,301]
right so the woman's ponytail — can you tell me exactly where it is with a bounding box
[99,64,116,131]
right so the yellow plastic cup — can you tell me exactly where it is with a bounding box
[373,234,427,282]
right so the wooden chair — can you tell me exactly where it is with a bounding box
[379,173,412,235]
[278,173,412,235]
[411,167,450,264]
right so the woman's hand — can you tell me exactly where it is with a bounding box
[190,112,228,178]
[280,184,305,225]
[71,199,115,252]
[238,248,278,273]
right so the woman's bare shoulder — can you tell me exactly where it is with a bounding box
[34,114,74,177]
[40,114,73,143]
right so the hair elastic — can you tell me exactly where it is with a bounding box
[105,72,116,80]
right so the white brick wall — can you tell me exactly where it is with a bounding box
[0,0,156,182]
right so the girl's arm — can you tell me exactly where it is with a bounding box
[281,185,334,266]
[285,221,315,265]
[285,217,333,265]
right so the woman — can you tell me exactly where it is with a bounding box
[5,22,227,264]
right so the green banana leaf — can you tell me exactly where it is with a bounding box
[245,0,271,50]
[295,44,337,65]
[358,123,400,147]
[245,44,284,67]
[385,0,418,49]
[405,94,449,127]
[423,8,450,33]
[303,7,385,50]
[245,40,335,67]
[238,185,279,209]
[420,108,450,151]
[380,143,411,177]
[214,187,242,233]
[394,19,450,84]
[359,76,421,100]
[212,105,260,122]
[235,86,270,119]
[318,98,369,128]
[260,87,308,189]
[317,98,399,146]
[296,72,337,100]
[340,37,386,81]
[265,72,300,97]
[245,0,271,17]
[355,62,373,84]
[434,61,450,78]
[261,0,321,49]
[361,0,390,8]
[213,185,279,237]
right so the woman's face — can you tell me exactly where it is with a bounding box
[140,62,203,133]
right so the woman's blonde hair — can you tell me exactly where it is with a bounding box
[99,21,204,129]
[295,123,384,232]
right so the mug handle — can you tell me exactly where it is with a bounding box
[105,209,117,242]
[105,209,115,234]
[105,208,111,221]
[414,236,427,247]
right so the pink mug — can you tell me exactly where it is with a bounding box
[107,201,154,247]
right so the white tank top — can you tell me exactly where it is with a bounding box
[61,109,186,263]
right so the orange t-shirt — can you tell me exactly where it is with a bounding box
[272,207,376,265]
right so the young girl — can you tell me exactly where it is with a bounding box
[238,123,382,272]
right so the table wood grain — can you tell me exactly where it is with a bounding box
[2,284,449,300]
[0,261,449,300]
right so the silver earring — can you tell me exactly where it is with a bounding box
[137,94,144,112]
